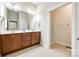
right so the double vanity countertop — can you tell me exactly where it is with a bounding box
[0,30,41,35]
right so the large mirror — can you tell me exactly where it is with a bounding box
[7,8,33,30]
[0,2,40,31]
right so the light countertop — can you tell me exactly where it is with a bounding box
[0,30,41,35]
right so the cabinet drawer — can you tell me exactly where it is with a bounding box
[22,33,31,36]
[22,41,31,48]
[21,33,32,48]
[22,36,31,41]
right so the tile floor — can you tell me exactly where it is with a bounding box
[5,43,71,57]
[51,42,71,57]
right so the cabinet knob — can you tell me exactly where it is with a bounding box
[77,38,79,40]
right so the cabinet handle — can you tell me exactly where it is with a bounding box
[77,38,79,40]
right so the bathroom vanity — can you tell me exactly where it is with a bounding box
[0,31,41,56]
[0,3,41,56]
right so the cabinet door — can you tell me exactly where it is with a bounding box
[1,34,21,54]
[0,36,1,54]
[11,34,21,50]
[21,33,31,48]
[35,32,40,43]
[32,32,40,45]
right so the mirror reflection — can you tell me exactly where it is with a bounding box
[0,2,40,31]
[7,8,33,30]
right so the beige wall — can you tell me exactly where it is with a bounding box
[50,4,72,47]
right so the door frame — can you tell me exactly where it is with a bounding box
[48,3,76,57]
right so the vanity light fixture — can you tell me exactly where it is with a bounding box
[5,2,19,11]
[27,9,37,15]
[13,5,19,11]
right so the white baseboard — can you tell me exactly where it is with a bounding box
[55,40,71,47]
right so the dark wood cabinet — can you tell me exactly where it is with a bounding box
[0,34,21,54]
[0,32,40,56]
[32,32,40,45]
[0,36,2,54]
[21,33,32,48]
